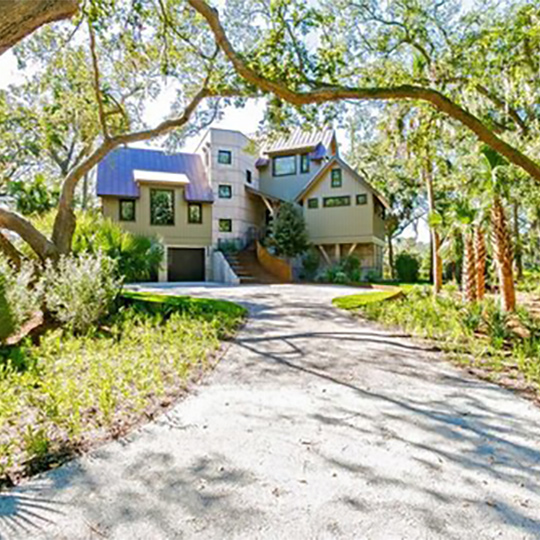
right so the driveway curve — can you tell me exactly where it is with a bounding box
[2,283,540,540]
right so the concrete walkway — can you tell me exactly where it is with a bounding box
[2,284,540,539]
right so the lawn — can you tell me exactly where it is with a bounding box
[0,293,246,485]
[331,282,417,310]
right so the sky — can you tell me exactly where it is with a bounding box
[0,49,429,242]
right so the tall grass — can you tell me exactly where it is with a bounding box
[345,286,540,390]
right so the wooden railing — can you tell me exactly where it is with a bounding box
[256,241,293,282]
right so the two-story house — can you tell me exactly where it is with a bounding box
[96,127,388,282]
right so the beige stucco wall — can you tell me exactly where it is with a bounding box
[101,183,212,247]
[196,128,262,244]
[301,164,384,245]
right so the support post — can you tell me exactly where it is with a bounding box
[318,245,332,266]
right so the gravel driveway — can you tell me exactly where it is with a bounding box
[2,283,540,539]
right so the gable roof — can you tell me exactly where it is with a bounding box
[294,156,390,208]
[263,127,336,155]
[96,147,213,202]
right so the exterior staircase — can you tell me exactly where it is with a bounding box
[225,248,284,285]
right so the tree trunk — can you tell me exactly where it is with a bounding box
[423,161,442,294]
[475,226,487,301]
[513,201,523,280]
[0,0,79,55]
[491,196,516,312]
[82,172,89,210]
[463,230,477,303]
[387,234,395,280]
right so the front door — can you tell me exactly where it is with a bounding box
[167,248,205,282]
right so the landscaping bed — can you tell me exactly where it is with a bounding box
[0,293,246,486]
[334,285,540,404]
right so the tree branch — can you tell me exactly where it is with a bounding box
[0,231,23,269]
[187,0,540,184]
[88,22,109,139]
[0,208,58,261]
[51,86,216,253]
[0,0,79,55]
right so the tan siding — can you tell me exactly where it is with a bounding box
[302,165,375,244]
[101,183,212,246]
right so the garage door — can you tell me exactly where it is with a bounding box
[167,248,205,282]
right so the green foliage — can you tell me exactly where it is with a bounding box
[0,275,15,342]
[121,291,247,338]
[43,253,122,334]
[395,251,420,283]
[355,288,540,396]
[0,294,245,482]
[31,211,163,283]
[217,239,241,255]
[73,213,163,282]
[0,258,42,335]
[7,174,59,216]
[301,247,320,280]
[271,202,309,258]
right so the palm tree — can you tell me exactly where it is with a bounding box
[481,147,516,312]
[475,225,487,300]
[491,195,516,311]
[463,230,478,302]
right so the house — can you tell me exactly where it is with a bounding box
[96,127,388,282]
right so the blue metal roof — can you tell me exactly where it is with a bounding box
[96,146,214,202]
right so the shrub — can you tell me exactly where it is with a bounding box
[302,247,320,280]
[271,202,309,258]
[0,275,15,342]
[73,213,163,283]
[394,251,421,283]
[43,252,122,333]
[31,211,164,282]
[0,257,42,333]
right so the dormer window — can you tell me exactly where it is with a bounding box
[300,154,310,174]
[272,155,296,177]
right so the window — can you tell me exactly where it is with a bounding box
[307,198,319,209]
[150,189,174,225]
[331,169,342,188]
[218,150,232,165]
[272,155,296,177]
[119,199,135,222]
[218,184,232,199]
[219,219,232,232]
[188,203,202,224]
[246,169,252,184]
[356,193,368,205]
[323,195,351,208]
[300,153,310,174]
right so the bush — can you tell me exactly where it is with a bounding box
[73,213,163,283]
[394,251,421,282]
[31,211,163,283]
[43,252,122,333]
[302,247,320,280]
[271,202,309,258]
[0,258,42,334]
[0,275,15,342]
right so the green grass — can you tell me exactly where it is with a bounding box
[339,286,540,398]
[0,293,246,484]
[333,289,402,309]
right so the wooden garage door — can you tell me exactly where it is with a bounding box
[167,248,205,282]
